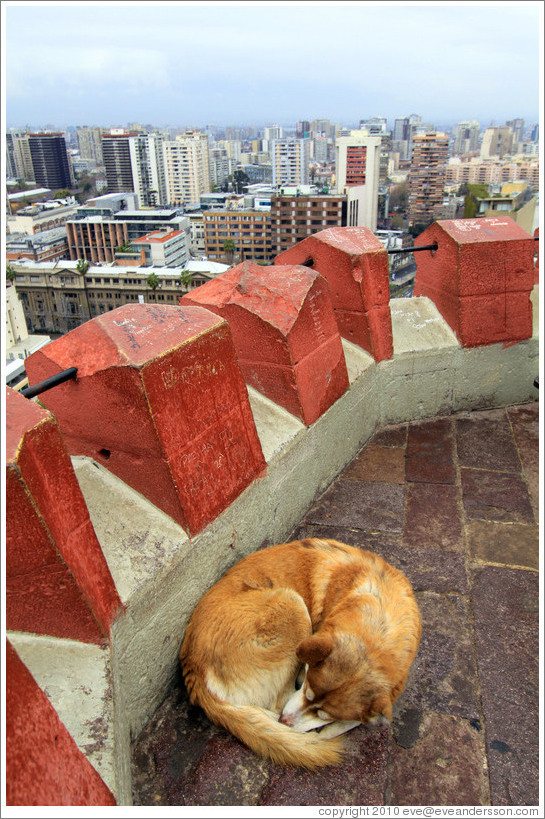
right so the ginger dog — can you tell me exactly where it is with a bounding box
[180,539,421,769]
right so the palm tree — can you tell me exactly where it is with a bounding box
[6,263,16,282]
[179,269,193,288]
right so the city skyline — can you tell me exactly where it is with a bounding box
[3,1,542,131]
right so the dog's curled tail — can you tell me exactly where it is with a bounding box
[191,681,344,770]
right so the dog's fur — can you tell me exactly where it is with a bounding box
[180,538,421,769]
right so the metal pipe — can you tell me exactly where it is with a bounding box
[388,243,438,254]
[21,367,78,399]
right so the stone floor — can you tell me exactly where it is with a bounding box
[131,402,540,808]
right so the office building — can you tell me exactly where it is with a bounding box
[271,138,310,187]
[163,131,211,209]
[270,193,345,255]
[26,133,75,189]
[66,193,190,264]
[203,210,272,262]
[407,132,449,226]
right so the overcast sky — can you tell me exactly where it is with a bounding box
[3,1,542,131]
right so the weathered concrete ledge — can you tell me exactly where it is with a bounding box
[6,289,539,804]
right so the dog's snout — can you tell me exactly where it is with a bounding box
[279,712,294,726]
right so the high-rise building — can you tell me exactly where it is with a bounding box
[24,133,75,189]
[296,121,311,139]
[451,120,480,155]
[271,138,310,187]
[128,133,169,208]
[76,127,104,164]
[262,124,283,153]
[334,130,381,231]
[480,127,514,160]
[506,118,525,144]
[101,130,138,193]
[163,131,211,209]
[407,132,449,226]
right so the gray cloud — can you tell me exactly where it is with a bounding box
[4,1,541,128]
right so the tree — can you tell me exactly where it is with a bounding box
[389,180,409,212]
[146,272,160,291]
[6,263,16,282]
[76,259,90,275]
[223,239,236,264]
[179,269,193,288]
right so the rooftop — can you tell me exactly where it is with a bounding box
[132,401,540,807]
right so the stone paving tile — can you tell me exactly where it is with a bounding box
[405,417,456,484]
[455,409,522,473]
[403,483,464,551]
[343,444,406,483]
[507,403,540,519]
[461,468,535,524]
[176,733,271,806]
[304,479,405,533]
[470,565,539,806]
[389,713,490,806]
[372,423,408,448]
[399,593,481,721]
[259,725,389,806]
[466,520,539,570]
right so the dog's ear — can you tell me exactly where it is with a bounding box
[368,694,392,723]
[296,633,334,666]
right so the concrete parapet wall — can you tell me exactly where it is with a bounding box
[5,221,539,806]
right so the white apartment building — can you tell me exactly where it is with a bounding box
[271,138,310,187]
[163,131,211,209]
[129,133,169,208]
[334,130,381,231]
[262,124,283,153]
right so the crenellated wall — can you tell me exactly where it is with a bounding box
[5,219,539,806]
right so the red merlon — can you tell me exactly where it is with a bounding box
[273,226,393,361]
[6,388,123,644]
[24,303,265,535]
[533,228,539,284]
[413,217,535,347]
[181,261,349,425]
[6,640,117,806]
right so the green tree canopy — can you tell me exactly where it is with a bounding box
[146,272,160,291]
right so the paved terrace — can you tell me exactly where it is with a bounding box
[132,401,540,808]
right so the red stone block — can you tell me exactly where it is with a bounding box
[273,227,393,361]
[6,387,122,644]
[181,261,349,425]
[6,640,117,806]
[413,217,534,347]
[533,228,539,284]
[24,304,265,535]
